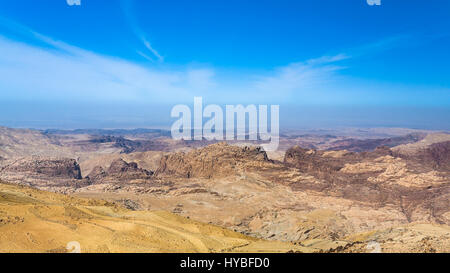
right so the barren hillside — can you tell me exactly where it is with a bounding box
[0,182,305,253]
[0,127,449,253]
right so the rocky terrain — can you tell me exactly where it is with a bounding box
[0,157,90,190]
[88,158,154,183]
[156,143,270,179]
[0,126,448,253]
[326,133,426,152]
[74,141,448,252]
[284,146,449,224]
[0,182,304,253]
[393,133,450,172]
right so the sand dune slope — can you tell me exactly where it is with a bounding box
[0,182,305,253]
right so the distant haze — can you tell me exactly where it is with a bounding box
[0,101,448,131]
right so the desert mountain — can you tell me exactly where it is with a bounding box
[72,142,449,252]
[87,158,153,183]
[393,133,450,155]
[393,133,450,172]
[156,142,270,178]
[0,157,89,191]
[0,127,449,252]
[325,133,426,152]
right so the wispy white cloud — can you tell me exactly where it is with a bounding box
[0,33,209,103]
[141,38,163,61]
[121,0,164,62]
[248,54,348,101]
[305,53,350,65]
[136,50,156,62]
[0,16,347,104]
[0,16,447,108]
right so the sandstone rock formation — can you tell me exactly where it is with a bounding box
[283,145,449,225]
[87,158,153,183]
[326,133,426,152]
[1,127,449,253]
[394,141,450,172]
[2,157,82,179]
[156,142,271,178]
[85,166,107,181]
[0,157,89,191]
[393,133,450,155]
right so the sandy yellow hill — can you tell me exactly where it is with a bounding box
[0,182,307,253]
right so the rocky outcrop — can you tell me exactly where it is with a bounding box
[2,157,82,179]
[89,136,169,153]
[394,141,450,172]
[284,145,392,174]
[424,141,450,170]
[108,158,153,179]
[155,142,271,179]
[283,145,449,225]
[87,159,153,183]
[326,133,426,152]
[86,166,107,181]
[0,157,90,191]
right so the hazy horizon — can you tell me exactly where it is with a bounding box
[0,102,449,131]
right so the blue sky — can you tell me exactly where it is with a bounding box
[0,0,449,129]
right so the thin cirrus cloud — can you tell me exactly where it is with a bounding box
[0,34,195,102]
[120,0,164,62]
[253,54,349,95]
[0,16,448,108]
[0,34,348,105]
[0,16,352,105]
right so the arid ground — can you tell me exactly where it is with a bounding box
[0,126,448,253]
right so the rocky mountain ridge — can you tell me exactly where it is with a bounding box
[0,127,448,252]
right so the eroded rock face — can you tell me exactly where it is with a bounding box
[284,146,392,173]
[282,145,449,225]
[0,157,89,191]
[426,141,450,170]
[326,133,426,152]
[87,159,153,183]
[89,136,170,154]
[394,141,450,172]
[86,166,107,182]
[283,146,394,189]
[155,142,270,178]
[2,157,82,179]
